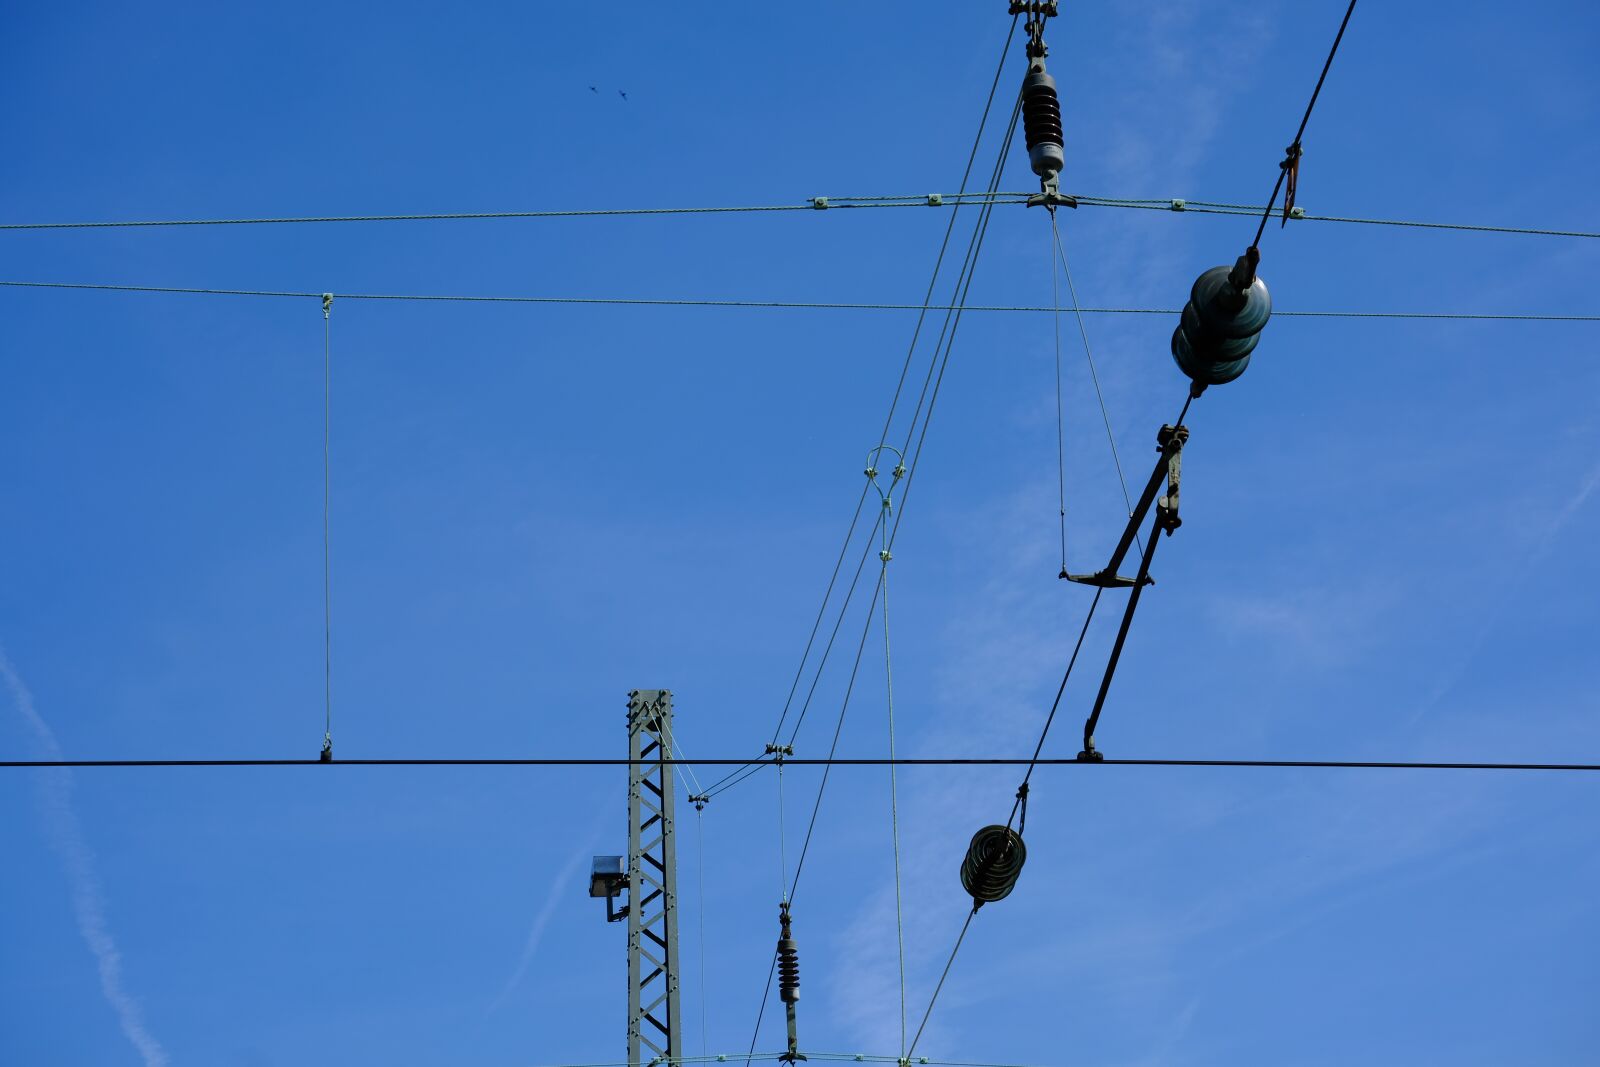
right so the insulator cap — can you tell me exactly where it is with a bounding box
[960,824,1027,904]
[1170,264,1272,386]
[1021,70,1064,180]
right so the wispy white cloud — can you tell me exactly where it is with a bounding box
[1406,453,1600,727]
[1205,579,1396,669]
[486,805,608,1014]
[0,649,169,1067]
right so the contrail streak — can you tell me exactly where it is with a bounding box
[1,649,169,1067]
[486,804,609,1014]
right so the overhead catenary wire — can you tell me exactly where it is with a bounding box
[904,586,1105,1061]
[697,506,890,805]
[3,281,1594,321]
[1073,196,1600,240]
[737,104,1026,797]
[701,10,1029,809]
[909,10,1367,1050]
[1249,0,1360,248]
[6,192,1599,242]
[868,456,911,1058]
[762,37,1029,916]
[5,756,1597,771]
[506,1051,1133,1067]
[0,194,1035,231]
[738,24,1027,1062]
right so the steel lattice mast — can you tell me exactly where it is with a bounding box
[626,689,682,1066]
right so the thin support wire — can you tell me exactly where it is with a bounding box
[749,3,1025,788]
[870,461,910,1058]
[320,294,333,758]
[900,588,1104,1057]
[777,758,789,903]
[761,483,873,751]
[1049,212,1067,574]
[0,196,1036,231]
[1050,217,1142,557]
[1010,588,1104,819]
[4,281,1598,321]
[906,909,977,1060]
[662,717,705,801]
[696,806,709,1059]
[780,505,888,752]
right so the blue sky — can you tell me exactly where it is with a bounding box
[2,2,1598,1064]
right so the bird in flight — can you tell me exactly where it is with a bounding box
[589,85,598,93]
[618,90,628,101]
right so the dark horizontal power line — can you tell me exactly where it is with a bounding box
[1,280,1594,321]
[1,193,1593,241]
[4,757,1596,771]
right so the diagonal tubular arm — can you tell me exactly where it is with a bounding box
[1075,425,1188,760]
[1077,510,1164,760]
[1065,424,1187,587]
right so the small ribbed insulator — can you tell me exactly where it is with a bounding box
[1021,70,1065,180]
[778,937,800,1003]
[1170,262,1272,386]
[959,824,1027,904]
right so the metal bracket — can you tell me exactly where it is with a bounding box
[1009,0,1059,59]
[1062,570,1154,588]
[1065,424,1187,589]
[1070,423,1192,760]
[1026,189,1078,209]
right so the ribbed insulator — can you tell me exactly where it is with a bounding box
[777,936,800,1003]
[959,824,1027,904]
[1170,264,1272,386]
[1021,70,1065,180]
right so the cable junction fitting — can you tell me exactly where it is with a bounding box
[777,901,807,1062]
[865,445,908,563]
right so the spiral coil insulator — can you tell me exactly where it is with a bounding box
[1021,70,1065,181]
[777,905,800,1004]
[1171,258,1272,387]
[959,824,1027,905]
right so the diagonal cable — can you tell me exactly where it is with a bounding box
[1050,215,1143,558]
